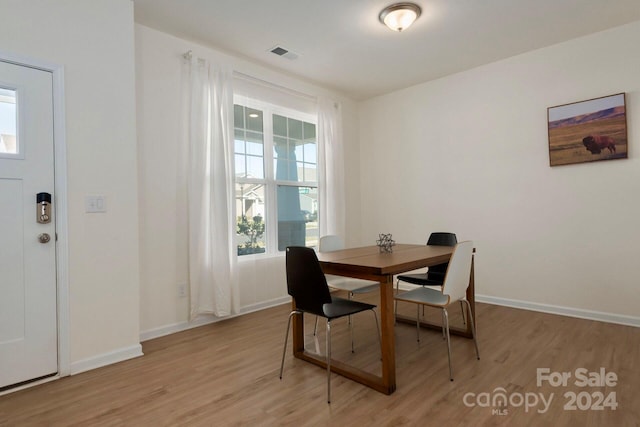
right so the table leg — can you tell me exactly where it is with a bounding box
[291,300,304,355]
[379,275,396,393]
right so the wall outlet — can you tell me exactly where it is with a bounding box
[178,283,187,298]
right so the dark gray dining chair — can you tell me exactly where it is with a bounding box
[279,246,381,403]
[314,235,380,350]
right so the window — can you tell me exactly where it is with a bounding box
[0,87,18,156]
[234,101,318,256]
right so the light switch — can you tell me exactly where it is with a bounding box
[85,195,107,213]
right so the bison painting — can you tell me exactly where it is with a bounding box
[582,135,616,154]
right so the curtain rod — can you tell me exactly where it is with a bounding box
[182,50,316,102]
[233,71,317,102]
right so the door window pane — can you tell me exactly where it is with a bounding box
[0,88,17,155]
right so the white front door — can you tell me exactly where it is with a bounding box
[0,60,57,389]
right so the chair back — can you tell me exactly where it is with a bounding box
[426,232,457,276]
[427,232,457,246]
[319,235,345,252]
[285,246,332,315]
[441,241,474,302]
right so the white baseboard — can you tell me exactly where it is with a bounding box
[69,344,143,375]
[476,294,640,328]
[139,296,291,342]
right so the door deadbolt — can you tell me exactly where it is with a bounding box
[37,192,52,224]
[38,233,51,244]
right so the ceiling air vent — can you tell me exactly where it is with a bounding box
[269,45,299,61]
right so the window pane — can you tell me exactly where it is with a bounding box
[236,183,266,256]
[246,155,264,179]
[274,140,297,181]
[273,114,287,137]
[0,88,17,155]
[246,131,263,156]
[294,142,303,163]
[235,154,246,178]
[303,163,317,182]
[245,108,263,132]
[303,122,316,140]
[303,142,316,164]
[272,116,316,183]
[235,106,264,179]
[233,105,244,129]
[274,136,288,159]
[279,159,297,181]
[234,131,245,154]
[277,185,318,250]
[288,118,303,139]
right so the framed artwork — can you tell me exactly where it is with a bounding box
[547,93,627,166]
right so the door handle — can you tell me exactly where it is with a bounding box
[37,192,52,224]
[38,233,51,244]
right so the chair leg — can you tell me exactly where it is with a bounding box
[463,299,480,360]
[348,292,354,353]
[371,309,382,358]
[326,319,332,404]
[280,311,298,379]
[460,300,466,325]
[313,316,319,336]
[441,310,446,340]
[443,308,453,381]
[415,304,421,342]
[394,279,399,319]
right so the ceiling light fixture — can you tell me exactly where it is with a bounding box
[379,2,422,32]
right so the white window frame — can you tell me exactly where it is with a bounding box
[234,96,318,258]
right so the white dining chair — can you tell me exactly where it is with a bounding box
[394,240,480,381]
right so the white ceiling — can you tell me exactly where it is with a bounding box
[133,0,640,100]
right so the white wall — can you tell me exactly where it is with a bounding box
[359,21,640,320]
[0,0,141,369]
[135,25,361,336]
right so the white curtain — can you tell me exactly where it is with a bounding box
[317,97,346,239]
[186,56,239,319]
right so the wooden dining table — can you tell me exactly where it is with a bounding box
[290,243,476,395]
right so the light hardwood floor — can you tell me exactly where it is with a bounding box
[1,295,638,426]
